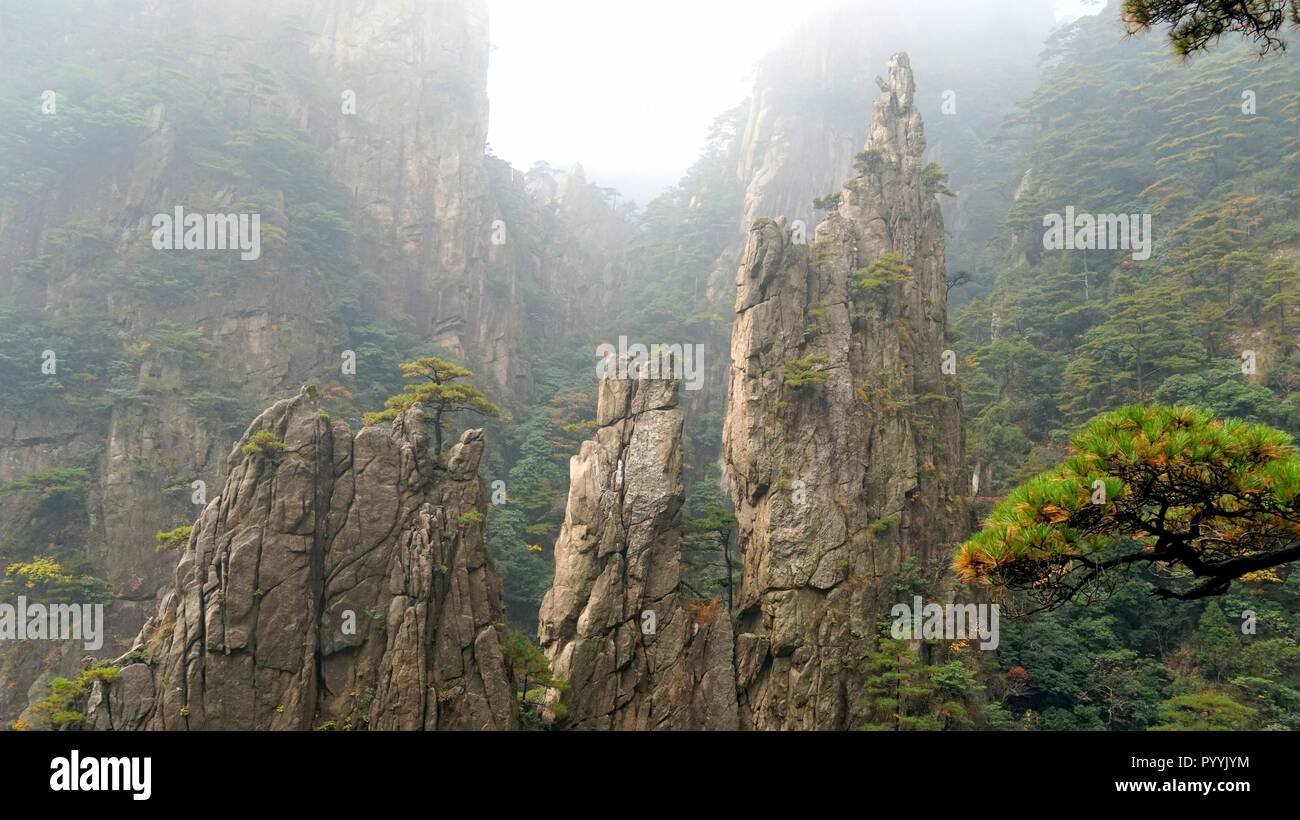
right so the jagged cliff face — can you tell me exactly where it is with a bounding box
[2,4,996,733]
[537,369,737,730]
[0,0,501,718]
[82,388,517,730]
[294,0,527,391]
[0,0,632,721]
[723,54,963,730]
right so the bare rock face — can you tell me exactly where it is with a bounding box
[86,387,517,730]
[723,53,963,731]
[537,368,738,730]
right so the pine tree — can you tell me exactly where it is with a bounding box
[860,639,940,731]
[957,405,1300,608]
[1121,0,1300,56]
[1264,258,1300,339]
[365,357,502,458]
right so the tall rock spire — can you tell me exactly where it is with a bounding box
[538,363,738,730]
[723,53,963,730]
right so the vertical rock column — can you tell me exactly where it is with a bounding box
[538,367,738,730]
[723,53,963,730]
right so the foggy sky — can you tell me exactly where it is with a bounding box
[486,0,1104,204]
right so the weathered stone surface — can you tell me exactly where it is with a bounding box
[723,53,963,730]
[0,0,493,722]
[87,386,517,730]
[0,0,634,724]
[538,368,738,730]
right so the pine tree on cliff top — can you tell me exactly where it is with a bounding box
[365,357,502,459]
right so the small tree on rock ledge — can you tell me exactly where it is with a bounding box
[365,357,502,459]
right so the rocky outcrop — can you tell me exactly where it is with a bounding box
[0,0,637,723]
[723,53,963,730]
[537,366,738,730]
[85,386,517,730]
[0,0,500,721]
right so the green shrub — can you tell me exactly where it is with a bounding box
[866,514,901,535]
[851,253,912,292]
[155,524,193,552]
[0,468,91,498]
[3,556,75,590]
[241,429,287,459]
[782,354,830,389]
[812,192,842,211]
[921,162,955,196]
[31,666,121,730]
[854,148,884,174]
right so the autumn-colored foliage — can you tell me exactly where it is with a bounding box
[685,597,724,626]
